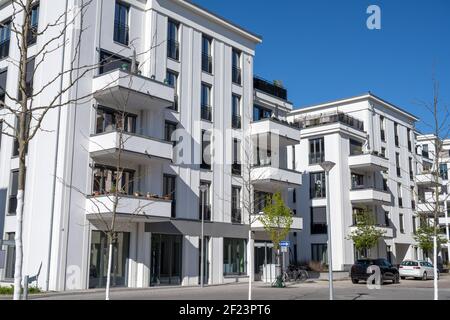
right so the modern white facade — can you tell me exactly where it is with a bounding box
[0,0,445,293]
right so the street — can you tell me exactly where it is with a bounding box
[16,274,450,300]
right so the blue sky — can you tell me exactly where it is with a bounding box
[194,0,450,132]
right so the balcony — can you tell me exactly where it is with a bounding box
[253,76,287,101]
[349,225,394,238]
[416,202,445,214]
[349,187,391,205]
[85,194,172,218]
[251,213,303,231]
[251,165,302,192]
[296,112,365,132]
[89,131,173,164]
[92,69,175,109]
[415,172,443,186]
[348,152,389,172]
[250,117,301,147]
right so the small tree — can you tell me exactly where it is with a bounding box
[347,211,385,258]
[259,192,293,286]
[414,224,447,258]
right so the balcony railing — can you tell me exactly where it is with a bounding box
[232,114,241,129]
[167,39,179,60]
[296,112,364,132]
[232,66,241,84]
[231,208,241,223]
[199,204,211,221]
[201,104,212,121]
[253,76,287,100]
[202,53,212,73]
[113,21,129,45]
[309,152,325,165]
[0,39,9,60]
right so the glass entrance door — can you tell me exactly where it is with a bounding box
[89,231,130,288]
[254,242,273,281]
[150,234,182,286]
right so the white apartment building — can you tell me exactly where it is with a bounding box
[0,0,303,291]
[287,93,420,271]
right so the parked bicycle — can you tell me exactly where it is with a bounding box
[282,265,309,283]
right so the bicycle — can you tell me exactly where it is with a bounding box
[282,265,309,283]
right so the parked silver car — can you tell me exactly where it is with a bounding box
[399,260,439,280]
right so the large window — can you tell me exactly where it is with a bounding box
[163,174,176,218]
[92,165,135,195]
[167,19,179,60]
[399,213,405,233]
[199,181,211,221]
[0,19,11,59]
[395,152,401,177]
[309,137,324,164]
[164,121,177,145]
[232,94,241,129]
[380,116,386,141]
[18,57,35,100]
[349,139,363,155]
[223,238,246,275]
[99,50,132,75]
[8,170,19,214]
[95,106,136,134]
[27,3,39,45]
[231,48,241,84]
[311,244,327,264]
[201,83,212,121]
[232,138,241,175]
[231,186,241,223]
[351,173,364,189]
[394,122,399,147]
[311,207,327,234]
[201,35,212,73]
[310,172,325,198]
[114,1,129,45]
[0,68,7,103]
[150,234,182,286]
[253,105,272,121]
[4,232,15,279]
[440,163,448,180]
[254,190,272,214]
[166,70,178,110]
[201,130,211,170]
[89,231,130,288]
[422,144,429,159]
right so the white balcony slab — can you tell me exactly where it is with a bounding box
[349,188,391,205]
[416,202,444,214]
[439,217,450,225]
[416,173,443,186]
[92,69,175,109]
[348,153,389,172]
[250,118,300,146]
[251,214,303,231]
[85,195,172,218]
[89,131,172,164]
[251,166,302,192]
[349,225,394,238]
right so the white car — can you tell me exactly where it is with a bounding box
[399,260,439,280]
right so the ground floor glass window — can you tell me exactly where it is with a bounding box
[223,238,247,276]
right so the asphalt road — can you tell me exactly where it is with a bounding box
[15,274,450,300]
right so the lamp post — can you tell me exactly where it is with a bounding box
[320,160,336,300]
[199,184,209,288]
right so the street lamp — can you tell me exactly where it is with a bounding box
[199,184,209,288]
[320,160,336,300]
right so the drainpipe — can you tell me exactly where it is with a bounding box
[45,0,69,292]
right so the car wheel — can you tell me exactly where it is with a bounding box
[394,274,400,284]
[351,278,359,284]
[422,272,427,281]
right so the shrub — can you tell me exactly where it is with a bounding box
[0,285,42,295]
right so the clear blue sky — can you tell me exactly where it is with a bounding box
[194,0,450,133]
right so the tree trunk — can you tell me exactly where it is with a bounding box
[105,238,113,301]
[247,229,252,300]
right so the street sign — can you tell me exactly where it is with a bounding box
[279,241,290,247]
[281,246,288,253]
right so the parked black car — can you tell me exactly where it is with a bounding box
[350,258,400,284]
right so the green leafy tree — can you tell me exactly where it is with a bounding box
[259,192,293,286]
[413,223,447,258]
[346,211,385,258]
